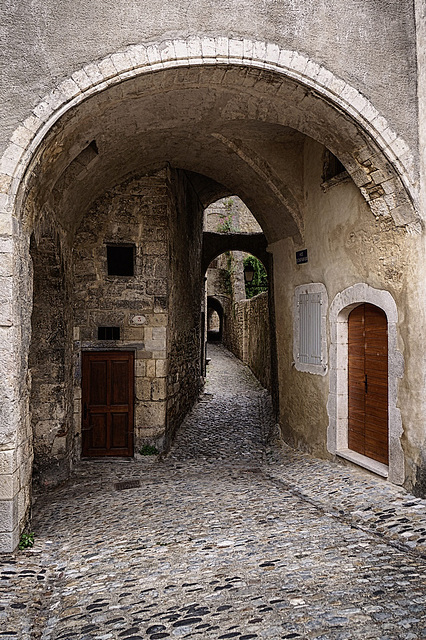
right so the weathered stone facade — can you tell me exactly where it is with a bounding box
[224,292,271,392]
[29,235,73,486]
[1,4,426,551]
[28,167,203,492]
[73,170,171,454]
[166,168,204,446]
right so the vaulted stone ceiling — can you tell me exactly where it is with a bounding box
[21,64,399,245]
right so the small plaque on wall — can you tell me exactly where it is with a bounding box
[129,315,147,326]
[296,249,308,264]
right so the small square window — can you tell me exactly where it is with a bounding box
[107,245,134,276]
[98,326,120,340]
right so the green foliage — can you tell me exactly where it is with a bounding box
[139,444,159,456]
[19,531,35,550]
[244,255,268,299]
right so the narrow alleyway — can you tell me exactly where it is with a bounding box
[1,344,426,639]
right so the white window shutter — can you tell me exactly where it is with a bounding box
[298,292,322,365]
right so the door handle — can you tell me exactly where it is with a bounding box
[364,374,368,393]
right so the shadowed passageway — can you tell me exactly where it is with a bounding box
[1,345,426,639]
[168,343,273,464]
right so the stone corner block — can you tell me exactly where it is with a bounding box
[0,525,19,553]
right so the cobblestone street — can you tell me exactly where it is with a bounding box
[1,343,426,640]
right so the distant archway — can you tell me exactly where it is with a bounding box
[207,297,224,341]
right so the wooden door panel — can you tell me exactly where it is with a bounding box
[90,413,108,450]
[111,360,129,405]
[348,304,388,465]
[111,413,129,449]
[82,352,134,457]
[365,438,388,465]
[365,402,388,417]
[348,304,365,455]
[89,361,108,405]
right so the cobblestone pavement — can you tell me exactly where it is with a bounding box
[1,343,426,640]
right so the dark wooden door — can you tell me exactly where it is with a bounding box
[82,351,134,457]
[348,304,388,465]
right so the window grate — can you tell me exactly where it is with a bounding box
[98,326,120,340]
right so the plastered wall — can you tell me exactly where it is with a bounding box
[0,1,417,160]
[272,138,426,491]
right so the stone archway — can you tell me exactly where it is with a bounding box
[1,37,418,229]
[0,37,420,551]
[207,297,224,341]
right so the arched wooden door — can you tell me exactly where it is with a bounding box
[348,304,388,465]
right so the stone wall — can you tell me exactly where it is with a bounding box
[70,167,203,455]
[73,170,170,452]
[204,197,262,234]
[0,2,418,160]
[166,168,204,447]
[29,234,73,486]
[204,197,271,392]
[223,292,271,392]
[0,4,423,551]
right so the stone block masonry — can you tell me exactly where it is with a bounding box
[29,234,74,487]
[72,170,171,454]
[224,291,271,392]
[0,15,422,554]
[71,166,203,456]
[166,168,204,447]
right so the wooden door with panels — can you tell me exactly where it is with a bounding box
[82,351,134,457]
[348,304,388,465]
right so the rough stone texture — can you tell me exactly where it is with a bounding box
[29,234,73,487]
[11,60,417,243]
[0,12,424,552]
[70,167,203,458]
[223,293,271,393]
[2,344,426,638]
[242,293,271,391]
[73,170,171,453]
[204,199,271,391]
[0,227,34,553]
[166,168,204,448]
[204,196,262,234]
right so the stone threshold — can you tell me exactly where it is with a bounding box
[336,448,388,478]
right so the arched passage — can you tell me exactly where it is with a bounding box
[207,297,224,341]
[0,38,420,551]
